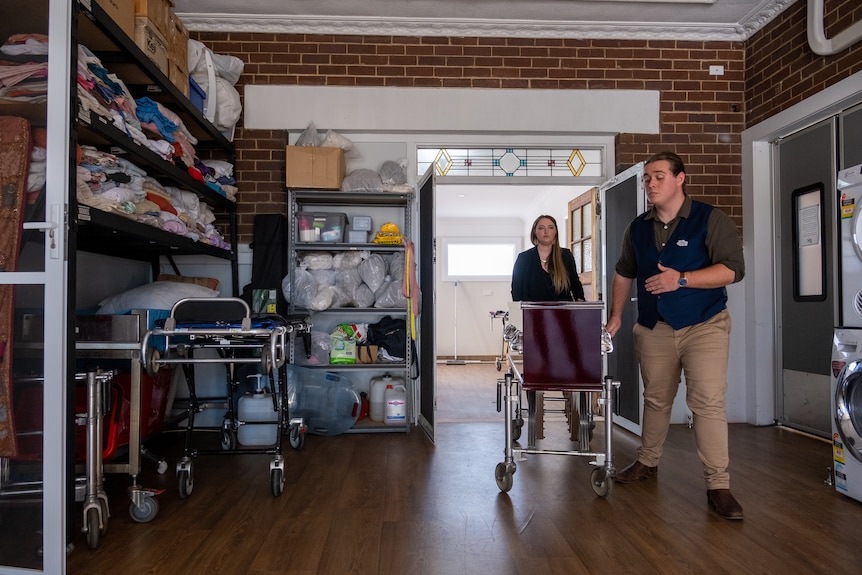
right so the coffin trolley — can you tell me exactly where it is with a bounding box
[495,301,618,496]
[140,297,312,498]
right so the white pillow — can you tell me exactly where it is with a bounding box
[97,281,219,314]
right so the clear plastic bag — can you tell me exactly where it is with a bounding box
[358,253,387,292]
[341,168,383,192]
[379,159,407,185]
[295,121,321,147]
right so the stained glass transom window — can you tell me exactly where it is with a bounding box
[417,147,603,178]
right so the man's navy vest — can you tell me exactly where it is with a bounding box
[632,200,727,330]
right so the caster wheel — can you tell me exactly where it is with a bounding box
[178,468,194,499]
[289,426,305,450]
[591,468,612,497]
[512,418,523,442]
[495,462,514,493]
[220,426,236,451]
[143,346,160,377]
[261,346,273,376]
[271,468,284,497]
[495,358,502,371]
[129,496,159,523]
[98,499,110,535]
[85,507,100,549]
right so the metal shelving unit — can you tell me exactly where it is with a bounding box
[286,189,415,432]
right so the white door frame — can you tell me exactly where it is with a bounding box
[743,71,862,426]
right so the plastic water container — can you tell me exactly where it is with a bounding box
[237,374,277,446]
[384,384,407,426]
[287,365,360,435]
[369,374,396,422]
[237,392,278,446]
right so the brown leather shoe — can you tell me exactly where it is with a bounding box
[612,460,658,483]
[707,489,744,520]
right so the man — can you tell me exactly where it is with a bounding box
[605,151,745,520]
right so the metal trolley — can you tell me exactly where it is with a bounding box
[495,301,618,496]
[140,297,312,498]
[2,370,114,549]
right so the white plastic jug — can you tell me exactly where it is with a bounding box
[369,374,393,422]
[384,384,407,426]
[237,374,278,446]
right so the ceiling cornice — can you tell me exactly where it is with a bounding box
[177,0,797,42]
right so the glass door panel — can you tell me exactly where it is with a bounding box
[2,0,70,571]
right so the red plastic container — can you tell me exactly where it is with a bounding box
[74,368,172,462]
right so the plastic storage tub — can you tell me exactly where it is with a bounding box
[297,212,348,243]
[189,76,205,114]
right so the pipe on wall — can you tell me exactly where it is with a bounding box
[808,0,862,56]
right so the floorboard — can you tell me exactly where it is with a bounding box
[40,363,862,573]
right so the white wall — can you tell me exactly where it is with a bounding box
[435,216,523,358]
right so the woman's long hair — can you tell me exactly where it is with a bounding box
[530,214,570,295]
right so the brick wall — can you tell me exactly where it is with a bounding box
[747,0,862,128]
[196,32,746,241]
[195,0,862,243]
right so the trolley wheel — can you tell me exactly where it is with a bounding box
[271,468,284,497]
[129,495,159,523]
[495,358,502,371]
[220,427,237,451]
[495,462,514,493]
[591,468,612,497]
[511,418,523,442]
[289,425,305,450]
[98,498,110,535]
[143,346,160,377]
[85,507,100,549]
[178,468,194,499]
[261,345,273,376]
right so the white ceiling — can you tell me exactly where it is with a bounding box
[175,0,798,42]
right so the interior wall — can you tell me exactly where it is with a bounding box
[435,216,522,359]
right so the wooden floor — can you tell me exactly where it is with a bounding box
[46,363,862,573]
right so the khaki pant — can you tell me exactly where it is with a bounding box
[633,309,732,489]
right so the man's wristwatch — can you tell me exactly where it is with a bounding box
[678,272,688,288]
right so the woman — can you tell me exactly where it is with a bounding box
[512,214,586,302]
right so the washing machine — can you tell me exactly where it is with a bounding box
[831,327,862,502]
[838,165,862,327]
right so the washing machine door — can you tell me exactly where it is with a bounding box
[836,361,862,462]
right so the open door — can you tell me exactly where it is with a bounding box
[568,188,598,301]
[417,166,436,442]
[599,163,645,435]
[775,118,837,436]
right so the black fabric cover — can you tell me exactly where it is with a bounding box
[242,214,288,316]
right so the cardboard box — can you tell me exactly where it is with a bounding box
[166,10,189,73]
[285,146,346,190]
[168,61,190,98]
[135,0,171,40]
[96,0,136,39]
[134,17,169,76]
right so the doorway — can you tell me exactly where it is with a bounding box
[433,182,593,362]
